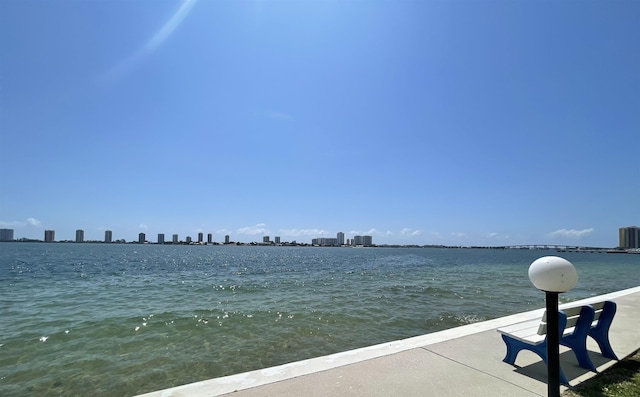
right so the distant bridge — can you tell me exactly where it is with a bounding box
[503,245,608,251]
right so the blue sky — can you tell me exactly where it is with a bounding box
[1,0,638,246]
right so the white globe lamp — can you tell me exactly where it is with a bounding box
[529,256,578,293]
[528,255,578,397]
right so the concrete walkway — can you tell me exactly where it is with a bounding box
[138,286,640,397]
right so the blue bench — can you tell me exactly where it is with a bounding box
[497,300,618,385]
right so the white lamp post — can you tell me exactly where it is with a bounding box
[528,256,578,397]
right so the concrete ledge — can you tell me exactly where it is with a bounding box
[137,285,640,397]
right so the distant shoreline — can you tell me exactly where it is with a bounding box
[1,240,638,253]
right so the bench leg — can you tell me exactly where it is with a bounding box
[561,336,596,372]
[589,301,619,360]
[553,360,570,386]
[537,350,570,386]
[501,335,570,386]
[501,334,547,365]
[561,305,597,371]
[544,356,570,386]
[589,329,618,360]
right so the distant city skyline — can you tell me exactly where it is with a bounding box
[1,1,638,248]
[1,225,637,249]
[1,227,372,245]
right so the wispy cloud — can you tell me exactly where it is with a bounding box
[145,0,198,54]
[485,232,509,240]
[26,217,41,227]
[0,218,41,228]
[279,228,327,237]
[139,224,148,230]
[237,223,270,236]
[347,228,386,237]
[549,228,594,239]
[401,228,422,236]
[103,0,198,82]
[451,232,466,238]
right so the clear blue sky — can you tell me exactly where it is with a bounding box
[1,0,638,246]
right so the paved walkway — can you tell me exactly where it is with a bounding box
[138,286,640,397]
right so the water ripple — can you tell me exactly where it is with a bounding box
[1,244,638,396]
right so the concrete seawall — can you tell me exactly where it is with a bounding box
[137,286,640,397]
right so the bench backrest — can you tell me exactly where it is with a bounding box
[536,301,609,336]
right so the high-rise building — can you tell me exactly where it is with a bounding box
[275,236,281,244]
[207,233,213,244]
[198,232,203,243]
[105,230,112,243]
[0,228,14,241]
[76,229,84,243]
[225,235,230,244]
[172,234,179,243]
[186,236,192,244]
[138,233,146,244]
[312,237,338,246]
[44,230,55,242]
[337,232,344,246]
[619,226,640,249]
[158,233,165,244]
[352,235,373,247]
[263,236,270,243]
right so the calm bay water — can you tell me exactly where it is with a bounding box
[1,243,638,396]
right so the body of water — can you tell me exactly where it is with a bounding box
[1,243,638,396]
